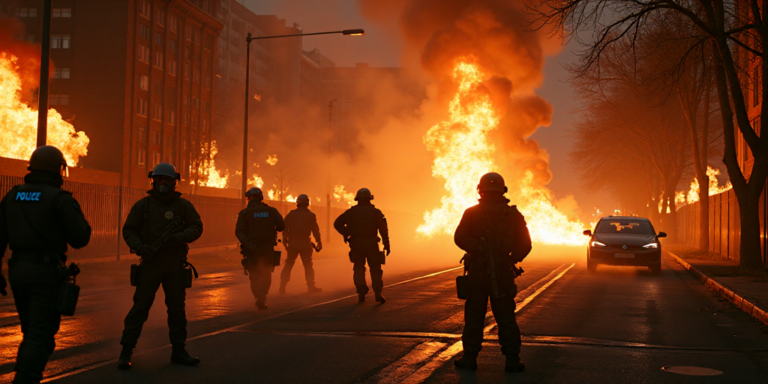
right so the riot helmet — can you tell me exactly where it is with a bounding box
[148,162,180,196]
[28,145,67,176]
[354,188,373,202]
[296,194,310,207]
[477,172,507,194]
[245,187,263,201]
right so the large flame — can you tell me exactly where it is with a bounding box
[0,53,89,166]
[677,166,733,207]
[417,58,586,245]
[191,140,228,188]
[334,185,355,206]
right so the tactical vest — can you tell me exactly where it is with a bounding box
[243,203,279,245]
[345,205,381,242]
[4,184,71,254]
[138,196,188,253]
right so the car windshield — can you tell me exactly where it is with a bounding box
[595,220,654,235]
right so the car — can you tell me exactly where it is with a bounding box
[582,216,666,274]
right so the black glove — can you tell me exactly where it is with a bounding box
[316,241,323,252]
[0,274,6,296]
[137,244,155,259]
[384,244,391,256]
[343,236,350,244]
[247,243,259,254]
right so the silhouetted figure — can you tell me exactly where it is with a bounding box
[453,172,532,373]
[118,163,203,369]
[236,188,285,310]
[0,146,91,384]
[334,188,390,303]
[280,194,322,294]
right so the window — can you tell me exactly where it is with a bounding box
[193,67,200,82]
[137,98,148,116]
[53,68,70,79]
[137,148,146,166]
[168,59,177,76]
[186,26,192,41]
[753,65,761,107]
[192,97,200,109]
[153,151,161,167]
[152,104,163,121]
[204,74,211,89]
[169,40,177,53]
[52,8,72,17]
[202,119,208,132]
[138,44,150,63]
[169,15,177,33]
[169,110,176,125]
[183,113,189,126]
[155,32,163,46]
[194,31,200,45]
[139,24,150,39]
[16,8,37,17]
[138,127,146,143]
[184,63,190,80]
[154,51,164,69]
[139,0,150,18]
[151,130,160,145]
[155,8,165,26]
[51,35,71,49]
[204,101,211,115]
[595,220,654,235]
[139,73,149,91]
[192,115,198,128]
[50,94,69,105]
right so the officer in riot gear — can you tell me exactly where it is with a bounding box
[117,163,203,370]
[453,172,532,373]
[334,188,390,304]
[280,194,322,294]
[0,146,91,384]
[236,187,285,310]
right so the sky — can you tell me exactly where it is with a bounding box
[240,0,618,224]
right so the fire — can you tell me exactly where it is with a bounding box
[250,174,264,188]
[333,185,355,206]
[417,58,586,245]
[0,53,89,166]
[266,154,278,166]
[190,140,228,188]
[267,189,276,200]
[286,194,296,203]
[677,166,732,207]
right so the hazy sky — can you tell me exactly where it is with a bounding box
[241,0,617,222]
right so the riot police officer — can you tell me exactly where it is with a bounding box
[280,194,322,294]
[334,188,390,304]
[118,163,203,369]
[235,188,284,310]
[453,172,531,373]
[0,146,91,384]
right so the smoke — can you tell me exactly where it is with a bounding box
[0,16,49,104]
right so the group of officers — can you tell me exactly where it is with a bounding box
[0,146,531,383]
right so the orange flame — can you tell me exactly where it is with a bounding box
[0,53,89,166]
[333,185,355,206]
[677,166,732,207]
[190,140,228,188]
[266,154,278,166]
[417,58,586,245]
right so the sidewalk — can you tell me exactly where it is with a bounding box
[667,246,768,326]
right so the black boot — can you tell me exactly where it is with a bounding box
[117,346,133,370]
[505,354,525,372]
[454,351,478,371]
[171,347,200,366]
[12,371,41,384]
[358,293,366,303]
[374,292,386,304]
[307,285,322,293]
[256,300,269,310]
[279,282,287,295]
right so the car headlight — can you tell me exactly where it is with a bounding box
[591,241,606,248]
[642,243,658,249]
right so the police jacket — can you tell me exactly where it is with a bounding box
[334,202,390,250]
[454,194,532,269]
[283,206,321,249]
[235,200,285,256]
[122,190,203,257]
[0,171,91,257]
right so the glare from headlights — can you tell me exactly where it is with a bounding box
[643,243,659,249]
[591,241,606,248]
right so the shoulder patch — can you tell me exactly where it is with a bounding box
[254,212,269,218]
[15,191,42,202]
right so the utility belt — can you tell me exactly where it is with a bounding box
[11,250,66,264]
[11,251,81,316]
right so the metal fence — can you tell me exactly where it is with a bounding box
[677,186,768,265]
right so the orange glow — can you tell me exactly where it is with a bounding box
[190,140,228,188]
[266,154,278,166]
[333,185,355,206]
[250,174,264,188]
[677,166,732,207]
[0,53,89,166]
[417,58,586,245]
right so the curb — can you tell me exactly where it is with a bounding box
[668,251,768,326]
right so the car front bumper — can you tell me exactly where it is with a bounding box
[588,247,661,266]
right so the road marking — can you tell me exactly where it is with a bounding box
[393,262,575,383]
[373,341,447,384]
[41,265,464,383]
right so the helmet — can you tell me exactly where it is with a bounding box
[477,172,507,193]
[296,194,310,206]
[245,187,263,198]
[148,163,180,180]
[28,145,67,174]
[354,188,373,201]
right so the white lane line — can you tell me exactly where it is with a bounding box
[41,265,464,383]
[374,341,448,384]
[407,262,576,383]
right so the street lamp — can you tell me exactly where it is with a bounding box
[242,29,365,205]
[326,99,354,242]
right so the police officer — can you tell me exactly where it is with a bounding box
[280,194,322,294]
[117,163,203,369]
[453,172,531,373]
[0,146,91,384]
[235,188,285,310]
[334,188,390,304]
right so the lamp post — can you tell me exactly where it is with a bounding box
[242,28,364,206]
[36,0,53,147]
[326,99,354,242]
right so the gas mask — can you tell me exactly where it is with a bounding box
[152,177,176,196]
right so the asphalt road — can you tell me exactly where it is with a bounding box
[1,245,767,383]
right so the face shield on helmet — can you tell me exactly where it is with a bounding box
[149,163,180,196]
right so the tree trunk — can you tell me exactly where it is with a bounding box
[699,77,711,251]
[736,189,763,268]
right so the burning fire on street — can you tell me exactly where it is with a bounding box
[417,58,586,246]
[675,166,733,207]
[191,140,228,188]
[0,52,89,166]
